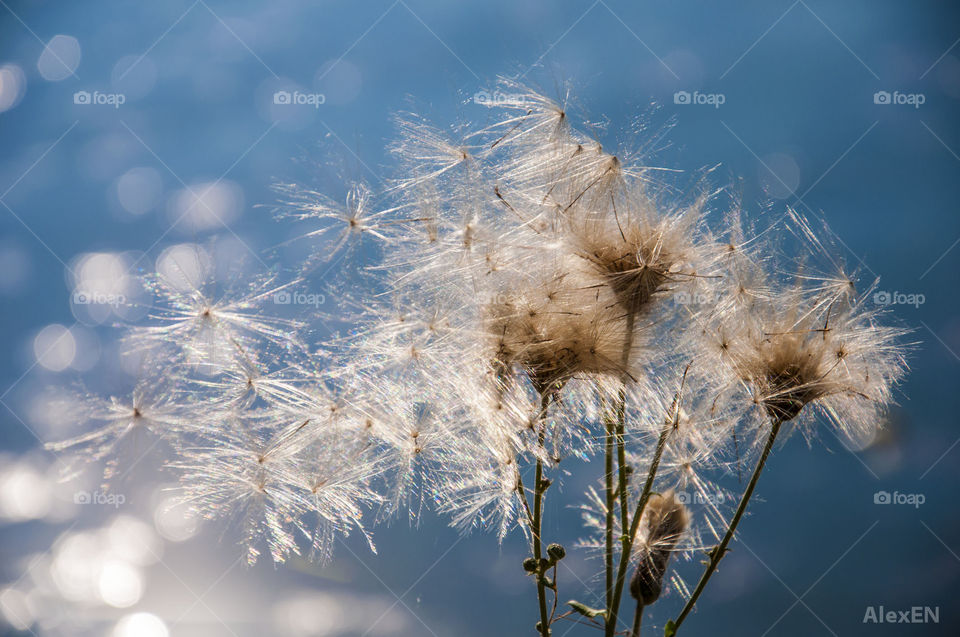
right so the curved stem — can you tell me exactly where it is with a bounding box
[550,564,559,623]
[669,417,783,632]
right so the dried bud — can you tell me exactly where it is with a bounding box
[547,543,566,561]
[630,491,690,606]
[522,557,539,573]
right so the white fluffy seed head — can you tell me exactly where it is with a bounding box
[47,83,908,572]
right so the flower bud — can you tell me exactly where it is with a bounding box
[629,491,690,606]
[547,543,566,561]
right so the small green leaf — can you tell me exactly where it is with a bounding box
[704,545,729,563]
[567,600,606,619]
[664,619,677,636]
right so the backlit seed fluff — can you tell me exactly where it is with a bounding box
[47,81,906,582]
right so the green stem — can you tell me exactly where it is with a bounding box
[608,418,672,634]
[604,406,615,629]
[610,365,690,630]
[532,393,552,637]
[616,385,630,531]
[616,311,635,531]
[607,312,637,637]
[631,603,644,637]
[669,417,783,632]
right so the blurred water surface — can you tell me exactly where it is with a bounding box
[1,1,958,635]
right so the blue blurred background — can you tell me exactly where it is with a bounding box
[1,1,959,635]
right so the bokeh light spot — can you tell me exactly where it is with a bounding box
[0,64,26,112]
[33,324,76,371]
[113,613,169,637]
[37,35,81,81]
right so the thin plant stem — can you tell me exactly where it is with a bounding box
[631,603,644,637]
[549,564,559,623]
[532,392,552,637]
[607,419,671,633]
[669,417,784,632]
[604,405,615,626]
[616,311,636,529]
[608,365,688,632]
[606,311,635,637]
[516,472,533,525]
[616,386,630,529]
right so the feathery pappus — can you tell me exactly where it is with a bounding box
[49,79,907,637]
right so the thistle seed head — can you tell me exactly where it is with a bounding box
[486,268,628,393]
